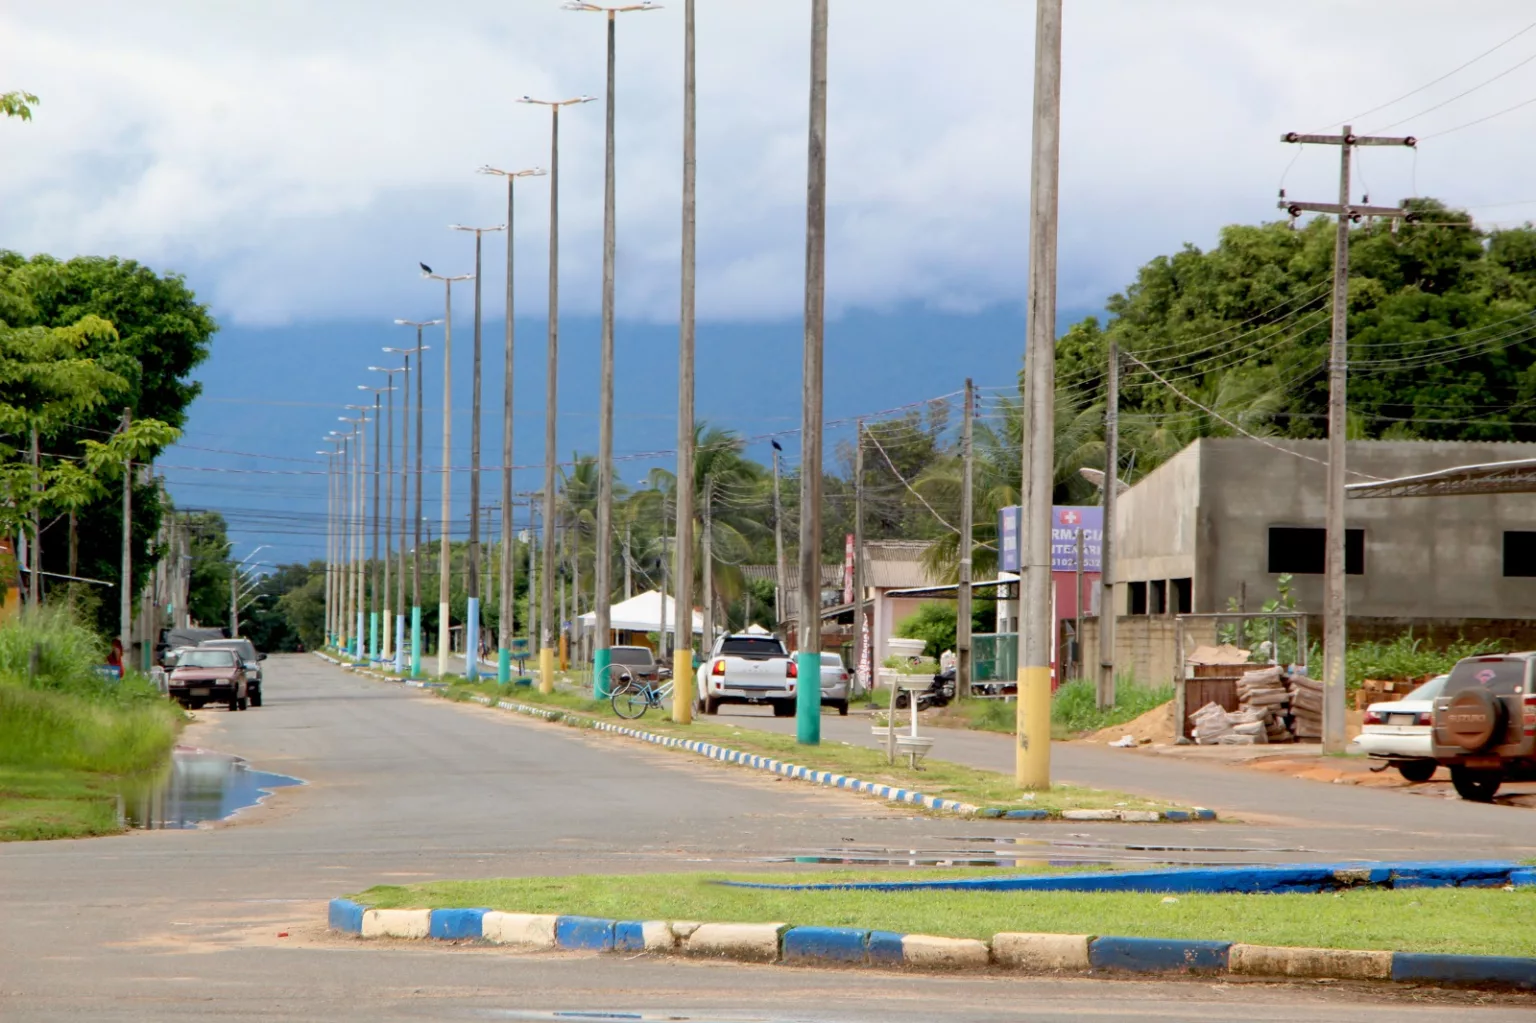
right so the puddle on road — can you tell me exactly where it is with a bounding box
[120,746,303,830]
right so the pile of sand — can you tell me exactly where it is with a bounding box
[1086,700,1177,746]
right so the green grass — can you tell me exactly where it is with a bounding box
[352,870,1536,958]
[441,679,1195,815]
[1346,633,1503,691]
[923,680,1172,741]
[0,609,184,841]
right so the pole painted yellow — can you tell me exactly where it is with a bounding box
[539,647,556,693]
[673,649,693,724]
[1016,665,1052,788]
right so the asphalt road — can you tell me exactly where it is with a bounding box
[1,654,1531,1022]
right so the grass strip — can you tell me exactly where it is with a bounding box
[353,870,1536,958]
[0,766,127,841]
[438,678,1198,815]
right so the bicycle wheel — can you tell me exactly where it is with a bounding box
[612,683,651,720]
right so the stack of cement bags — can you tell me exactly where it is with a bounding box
[1288,674,1324,739]
[1189,701,1271,745]
[1236,666,1295,743]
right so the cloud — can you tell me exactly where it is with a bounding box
[3,0,1536,326]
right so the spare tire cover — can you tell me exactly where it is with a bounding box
[1444,687,1504,752]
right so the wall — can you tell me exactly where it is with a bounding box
[1194,438,1536,618]
[1113,443,1201,615]
[1080,615,1218,690]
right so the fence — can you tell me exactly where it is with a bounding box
[972,632,1018,688]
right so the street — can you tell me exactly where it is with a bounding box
[1,654,1533,1022]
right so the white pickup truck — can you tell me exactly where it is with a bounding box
[694,633,800,717]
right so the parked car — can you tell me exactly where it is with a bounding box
[199,638,267,707]
[167,648,250,711]
[1429,653,1536,801]
[811,650,852,716]
[605,645,660,685]
[1350,674,1447,782]
[694,633,797,717]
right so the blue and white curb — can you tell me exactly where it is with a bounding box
[316,651,1216,822]
[327,898,1536,990]
[726,859,1532,895]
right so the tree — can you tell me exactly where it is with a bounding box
[1,91,38,121]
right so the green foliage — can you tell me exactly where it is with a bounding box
[1346,633,1503,690]
[1216,574,1307,664]
[0,91,38,121]
[1051,678,1173,739]
[271,563,326,651]
[0,606,105,696]
[893,601,996,659]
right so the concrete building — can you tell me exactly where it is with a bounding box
[1113,436,1536,626]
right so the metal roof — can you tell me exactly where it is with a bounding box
[1345,458,1536,499]
[885,578,1021,599]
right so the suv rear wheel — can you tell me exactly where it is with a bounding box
[1396,760,1436,783]
[1450,766,1502,802]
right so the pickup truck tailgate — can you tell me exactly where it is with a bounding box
[725,658,787,688]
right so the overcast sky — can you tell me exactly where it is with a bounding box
[4,1,1536,328]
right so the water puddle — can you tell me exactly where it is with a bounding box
[120,747,303,830]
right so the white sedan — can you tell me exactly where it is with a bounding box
[1350,674,1448,782]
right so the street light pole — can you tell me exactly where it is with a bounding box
[479,167,546,684]
[422,271,474,677]
[450,224,506,681]
[389,321,437,678]
[369,366,405,669]
[562,0,663,702]
[357,386,391,663]
[340,413,370,659]
[519,93,594,694]
[795,0,829,746]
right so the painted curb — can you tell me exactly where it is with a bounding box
[722,859,1528,896]
[315,653,1217,824]
[325,899,1536,991]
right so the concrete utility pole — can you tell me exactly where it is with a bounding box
[673,0,698,724]
[319,442,340,646]
[796,0,829,746]
[357,387,386,661]
[701,475,714,656]
[451,223,505,681]
[852,421,867,698]
[479,166,545,684]
[623,522,633,600]
[563,1,661,702]
[422,270,473,677]
[342,409,371,659]
[389,318,437,677]
[519,94,594,695]
[771,440,787,628]
[27,428,38,606]
[119,408,132,659]
[958,380,974,698]
[367,366,403,665]
[1018,0,1062,790]
[1099,341,1119,710]
[1278,127,1416,753]
[528,501,539,655]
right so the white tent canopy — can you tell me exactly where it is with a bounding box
[578,589,703,636]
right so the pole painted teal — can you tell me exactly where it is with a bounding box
[369,612,380,662]
[795,650,821,744]
[410,607,422,677]
[497,647,511,684]
[593,647,612,700]
[466,596,480,680]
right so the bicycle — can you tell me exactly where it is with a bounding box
[610,673,676,720]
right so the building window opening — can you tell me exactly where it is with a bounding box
[1172,577,1193,614]
[1128,581,1147,616]
[1268,526,1363,575]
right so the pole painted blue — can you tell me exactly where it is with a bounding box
[355,611,364,660]
[465,596,480,681]
[394,615,406,673]
[410,606,422,677]
[795,651,821,744]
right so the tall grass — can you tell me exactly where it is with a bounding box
[1051,677,1173,739]
[0,607,181,775]
[1345,633,1503,690]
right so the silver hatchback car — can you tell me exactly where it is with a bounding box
[817,651,853,716]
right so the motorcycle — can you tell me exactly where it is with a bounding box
[892,665,956,711]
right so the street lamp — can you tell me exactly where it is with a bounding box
[562,0,663,702]
[358,384,394,663]
[341,410,371,660]
[230,544,271,639]
[421,269,474,678]
[327,430,349,650]
[478,165,546,684]
[389,323,438,677]
[449,223,506,681]
[369,367,406,670]
[518,93,594,694]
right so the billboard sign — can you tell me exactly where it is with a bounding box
[998,505,1103,573]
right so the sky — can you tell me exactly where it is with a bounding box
[6,1,1536,566]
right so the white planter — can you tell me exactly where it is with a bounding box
[885,637,926,660]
